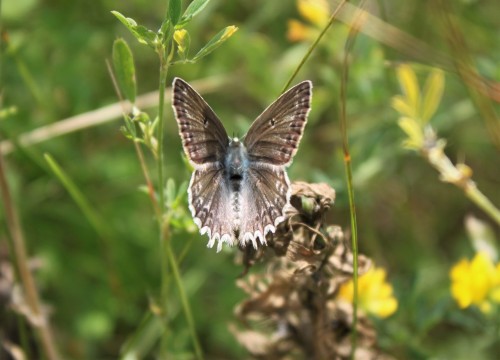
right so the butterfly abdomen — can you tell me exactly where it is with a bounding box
[224,138,250,240]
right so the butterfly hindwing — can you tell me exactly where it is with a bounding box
[239,163,291,248]
[173,78,235,250]
[188,163,235,251]
[172,78,229,165]
[243,81,312,166]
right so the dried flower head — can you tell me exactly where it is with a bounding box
[232,182,392,359]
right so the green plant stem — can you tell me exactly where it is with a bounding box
[158,62,168,216]
[135,139,161,219]
[106,58,161,220]
[156,41,203,358]
[344,154,359,357]
[425,147,500,226]
[157,47,169,313]
[464,186,500,226]
[165,228,203,359]
[341,2,366,357]
[0,147,60,360]
[282,0,346,92]
[44,154,112,240]
[44,153,122,297]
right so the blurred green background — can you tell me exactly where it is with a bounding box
[1,0,499,358]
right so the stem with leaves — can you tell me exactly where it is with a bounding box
[111,1,238,358]
[393,65,500,226]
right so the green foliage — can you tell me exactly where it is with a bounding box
[168,0,182,27]
[112,39,137,103]
[191,26,238,62]
[1,0,500,359]
[111,11,158,49]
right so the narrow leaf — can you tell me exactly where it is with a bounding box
[391,95,415,118]
[421,69,445,124]
[179,0,210,26]
[192,26,238,61]
[166,178,176,207]
[113,39,137,103]
[396,65,420,117]
[168,0,182,27]
[159,19,170,39]
[111,11,157,48]
[44,154,112,240]
[397,116,424,149]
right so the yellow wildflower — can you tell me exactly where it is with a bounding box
[297,0,329,26]
[338,266,398,318]
[174,29,188,55]
[450,252,500,313]
[220,25,239,42]
[287,19,311,42]
[287,0,329,42]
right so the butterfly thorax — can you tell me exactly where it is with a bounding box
[225,137,248,184]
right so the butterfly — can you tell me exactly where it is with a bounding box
[172,78,312,252]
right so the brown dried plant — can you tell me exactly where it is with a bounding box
[231,182,393,360]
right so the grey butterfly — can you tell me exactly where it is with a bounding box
[172,78,312,252]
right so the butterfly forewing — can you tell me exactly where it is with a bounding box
[172,78,229,164]
[243,81,312,166]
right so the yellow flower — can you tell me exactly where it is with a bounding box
[287,0,329,42]
[297,0,329,26]
[287,19,311,42]
[450,252,500,313]
[174,29,188,55]
[220,25,239,42]
[338,266,398,318]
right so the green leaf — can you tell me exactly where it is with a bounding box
[0,106,18,120]
[111,11,157,48]
[173,181,189,207]
[192,25,238,61]
[421,69,445,124]
[177,0,210,27]
[168,0,182,27]
[159,18,170,39]
[112,39,136,103]
[120,125,134,140]
[166,178,176,207]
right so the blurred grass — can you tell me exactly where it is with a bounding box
[1,0,500,358]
